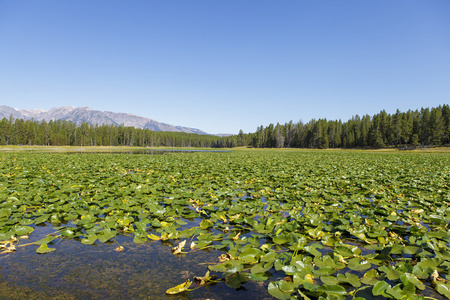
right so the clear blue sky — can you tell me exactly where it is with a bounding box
[1,1,449,134]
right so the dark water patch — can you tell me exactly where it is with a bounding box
[0,225,272,300]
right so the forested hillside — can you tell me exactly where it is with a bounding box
[0,119,235,148]
[243,105,450,149]
[0,105,449,149]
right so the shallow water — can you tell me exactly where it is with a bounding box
[0,225,273,300]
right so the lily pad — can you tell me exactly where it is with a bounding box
[165,279,192,295]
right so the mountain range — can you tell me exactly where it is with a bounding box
[0,106,209,135]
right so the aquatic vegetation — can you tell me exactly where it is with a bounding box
[0,150,449,299]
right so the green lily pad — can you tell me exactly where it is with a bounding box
[372,280,389,296]
[34,236,56,245]
[239,248,263,263]
[361,269,380,285]
[317,284,347,296]
[337,272,361,287]
[268,280,294,300]
[36,243,56,254]
[12,225,34,236]
[225,272,248,289]
[348,257,371,271]
[98,228,116,243]
[321,275,338,285]
[400,273,425,290]
[435,282,450,298]
[209,260,244,275]
[81,234,97,245]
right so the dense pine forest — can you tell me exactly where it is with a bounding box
[246,104,450,149]
[0,118,234,148]
[0,104,449,149]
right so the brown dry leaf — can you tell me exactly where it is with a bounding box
[220,215,227,224]
[172,240,186,255]
[218,253,233,262]
[193,271,218,286]
[430,269,447,284]
[389,231,402,240]
[230,213,241,220]
[114,245,124,252]
[190,242,196,250]
[335,253,348,265]
[0,243,16,254]
[431,269,439,285]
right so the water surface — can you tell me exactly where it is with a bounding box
[0,224,273,300]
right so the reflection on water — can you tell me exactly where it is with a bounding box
[0,225,273,300]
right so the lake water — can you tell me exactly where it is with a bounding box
[0,224,274,300]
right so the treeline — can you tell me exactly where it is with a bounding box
[0,118,238,148]
[1,104,449,149]
[242,105,450,149]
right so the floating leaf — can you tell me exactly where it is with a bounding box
[373,280,389,296]
[200,219,213,229]
[147,233,161,241]
[36,243,56,254]
[401,273,425,290]
[268,280,293,300]
[172,240,186,255]
[33,214,50,225]
[12,225,34,236]
[337,272,361,287]
[249,272,269,281]
[98,228,116,243]
[304,243,323,257]
[34,236,56,245]
[225,272,248,289]
[317,284,347,296]
[81,234,97,245]
[320,275,338,285]
[133,234,147,244]
[165,279,192,295]
[403,245,420,255]
[114,245,124,252]
[251,261,273,274]
[435,282,450,298]
[272,233,293,245]
[348,257,371,271]
[361,269,380,285]
[238,248,263,263]
[209,259,244,275]
[60,228,75,237]
[379,265,405,281]
[193,270,218,286]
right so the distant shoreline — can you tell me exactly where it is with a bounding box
[1,145,449,154]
